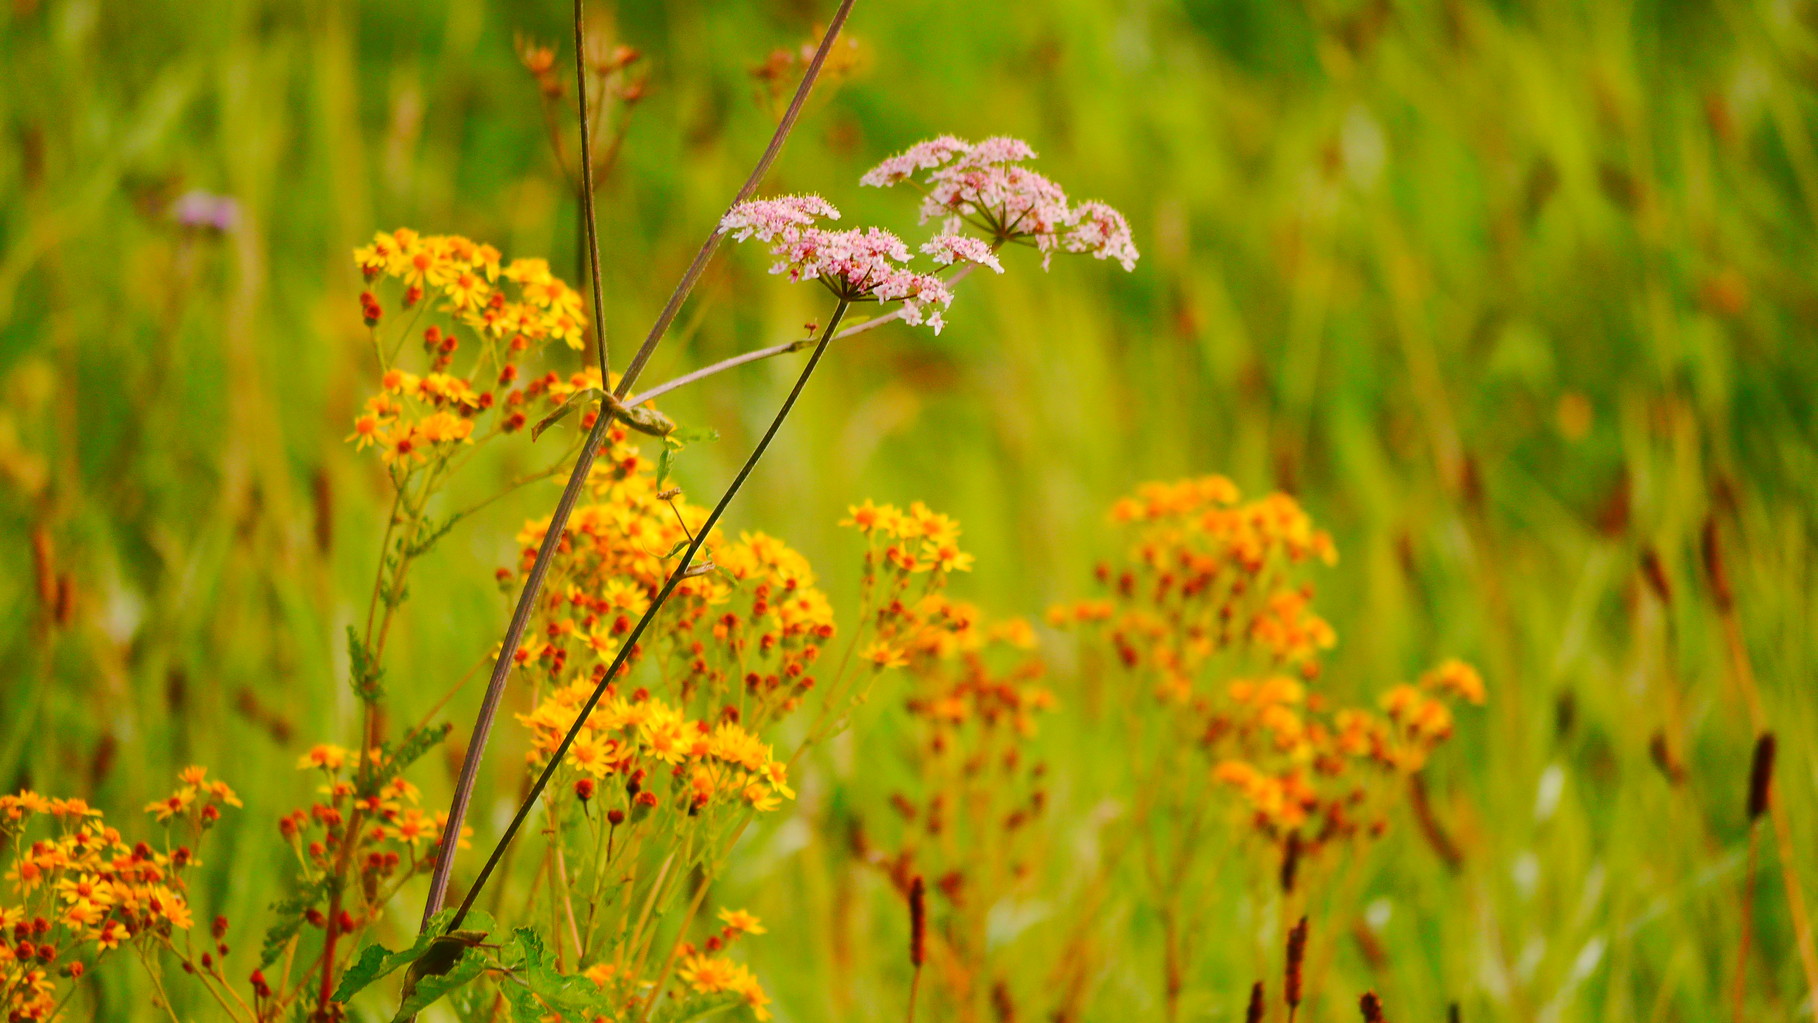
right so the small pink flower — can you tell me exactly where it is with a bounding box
[858,136,970,187]
[920,234,1003,274]
[725,206,956,333]
[1064,201,1139,272]
[964,136,1038,165]
[720,195,841,242]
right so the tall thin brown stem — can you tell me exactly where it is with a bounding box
[574,0,609,379]
[441,299,849,935]
[419,0,857,928]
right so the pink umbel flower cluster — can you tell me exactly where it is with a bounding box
[720,196,958,332]
[722,137,1135,334]
[861,135,1139,271]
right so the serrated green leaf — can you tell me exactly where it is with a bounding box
[661,539,689,560]
[259,876,331,968]
[404,514,462,557]
[374,722,451,790]
[497,928,598,1021]
[531,388,604,442]
[390,944,488,1022]
[347,626,386,703]
[331,909,494,1004]
[333,942,395,1004]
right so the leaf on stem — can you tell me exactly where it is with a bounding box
[332,909,495,1004]
[347,626,386,703]
[258,875,332,968]
[531,388,605,443]
[498,928,600,1022]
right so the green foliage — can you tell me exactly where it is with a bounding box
[497,928,601,1022]
[4,0,1818,1019]
[333,909,496,1006]
[376,722,452,788]
[347,625,386,703]
[259,877,332,969]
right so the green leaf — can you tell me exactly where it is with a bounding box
[334,942,396,1003]
[331,909,494,1004]
[347,626,386,703]
[656,442,676,489]
[531,388,604,442]
[258,876,331,968]
[374,722,452,790]
[498,928,600,1022]
[391,943,488,1022]
[404,514,462,558]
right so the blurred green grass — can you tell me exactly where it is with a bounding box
[4,0,1818,1019]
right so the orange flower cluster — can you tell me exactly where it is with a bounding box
[508,450,834,747]
[840,499,980,672]
[281,744,467,923]
[1,770,238,1020]
[833,503,1056,1016]
[1050,477,1337,703]
[1051,476,1483,867]
[345,229,589,469]
[516,687,796,818]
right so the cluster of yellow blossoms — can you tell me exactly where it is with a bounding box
[831,501,1059,1016]
[517,686,795,818]
[673,906,772,1019]
[345,229,590,470]
[576,907,772,1021]
[353,229,585,346]
[1051,476,1484,866]
[2,770,238,1020]
[839,499,987,672]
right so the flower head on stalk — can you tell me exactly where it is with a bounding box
[721,197,979,333]
[862,135,1139,271]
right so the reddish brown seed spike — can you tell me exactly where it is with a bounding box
[1701,515,1733,612]
[1748,732,1776,822]
[1280,832,1302,894]
[908,875,927,968]
[1246,981,1265,1023]
[1359,990,1386,1022]
[1639,547,1672,605]
[1285,917,1309,1009]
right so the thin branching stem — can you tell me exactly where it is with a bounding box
[613,0,857,392]
[418,1,857,928]
[625,264,976,408]
[574,0,610,379]
[442,299,850,934]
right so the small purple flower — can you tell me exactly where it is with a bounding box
[170,191,241,234]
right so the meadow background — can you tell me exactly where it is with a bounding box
[3,0,1817,1019]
